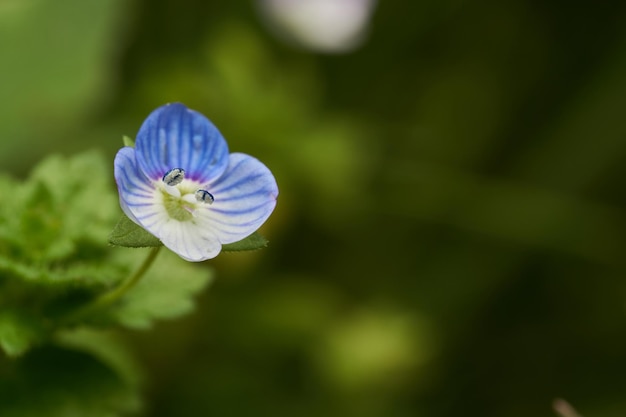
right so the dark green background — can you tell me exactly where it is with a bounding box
[2,1,626,416]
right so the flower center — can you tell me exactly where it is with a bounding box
[159,168,214,222]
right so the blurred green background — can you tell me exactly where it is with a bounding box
[2,0,626,416]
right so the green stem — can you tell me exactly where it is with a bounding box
[67,247,161,323]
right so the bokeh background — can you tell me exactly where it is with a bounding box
[2,0,626,416]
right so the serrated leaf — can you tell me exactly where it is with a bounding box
[30,152,118,249]
[108,214,163,248]
[222,231,269,252]
[102,249,213,329]
[2,152,119,264]
[122,135,135,147]
[0,345,141,417]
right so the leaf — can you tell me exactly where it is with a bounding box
[102,250,213,329]
[122,135,135,147]
[0,345,141,417]
[222,231,269,252]
[0,151,136,356]
[0,311,44,357]
[108,214,163,248]
[0,253,123,289]
[30,152,118,247]
[3,152,119,263]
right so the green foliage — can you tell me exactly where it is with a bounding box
[0,152,212,354]
[0,152,122,356]
[0,150,214,415]
[0,310,43,357]
[101,249,212,329]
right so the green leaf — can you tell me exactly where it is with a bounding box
[108,214,163,248]
[0,253,123,289]
[0,345,141,417]
[2,152,119,263]
[0,151,138,355]
[102,250,213,329]
[0,311,44,357]
[122,135,135,147]
[222,231,269,252]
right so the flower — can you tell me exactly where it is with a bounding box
[114,103,278,261]
[257,0,377,53]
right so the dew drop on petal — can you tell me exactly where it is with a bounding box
[163,168,185,186]
[195,189,214,204]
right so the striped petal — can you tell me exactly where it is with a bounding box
[196,153,279,244]
[158,219,223,262]
[114,147,169,232]
[135,103,230,183]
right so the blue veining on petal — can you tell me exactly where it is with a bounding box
[159,219,223,262]
[198,153,278,245]
[114,147,169,235]
[134,103,230,183]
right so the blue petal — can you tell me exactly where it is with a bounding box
[196,153,278,244]
[114,147,169,232]
[135,103,230,183]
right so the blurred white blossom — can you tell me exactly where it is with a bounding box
[257,0,377,53]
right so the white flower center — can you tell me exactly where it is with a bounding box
[159,168,213,222]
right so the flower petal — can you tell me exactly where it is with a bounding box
[158,220,223,262]
[114,147,169,231]
[197,152,279,244]
[135,103,230,183]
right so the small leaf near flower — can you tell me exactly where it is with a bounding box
[222,232,269,252]
[108,214,162,248]
[122,136,135,147]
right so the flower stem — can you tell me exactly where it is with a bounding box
[66,247,161,323]
[93,246,162,309]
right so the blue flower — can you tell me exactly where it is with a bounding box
[114,103,278,261]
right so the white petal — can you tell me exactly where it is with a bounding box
[158,219,222,261]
